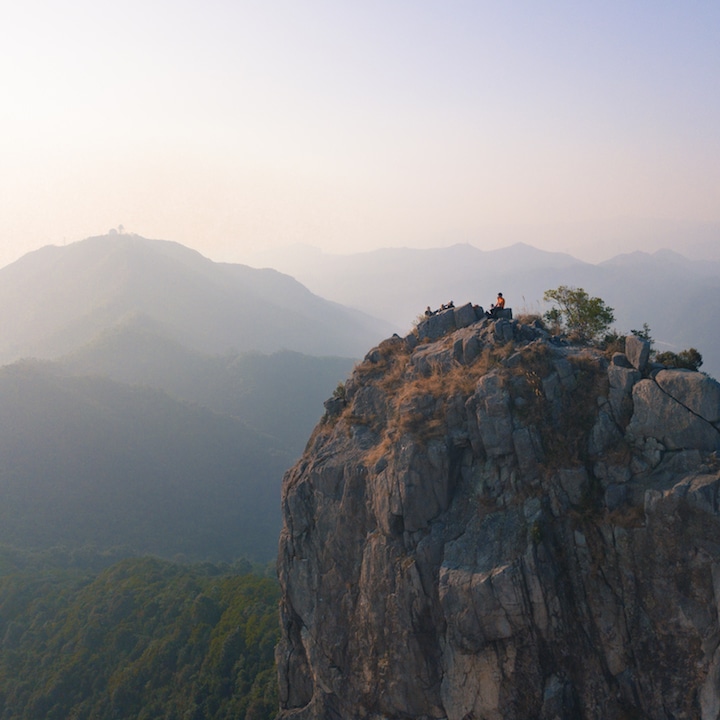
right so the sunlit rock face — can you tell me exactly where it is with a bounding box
[277,314,720,720]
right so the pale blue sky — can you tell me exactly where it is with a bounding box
[1,1,718,267]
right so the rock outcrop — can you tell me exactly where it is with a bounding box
[277,313,720,720]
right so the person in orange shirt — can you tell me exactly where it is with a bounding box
[486,292,505,318]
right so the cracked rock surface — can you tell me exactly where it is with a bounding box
[277,314,720,720]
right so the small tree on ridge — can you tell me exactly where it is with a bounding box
[543,285,615,344]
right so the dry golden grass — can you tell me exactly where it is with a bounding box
[363,435,393,469]
[507,344,555,425]
[352,337,411,383]
[302,420,333,456]
[354,334,610,479]
[376,352,412,393]
[515,312,544,326]
[361,346,510,470]
[510,341,554,375]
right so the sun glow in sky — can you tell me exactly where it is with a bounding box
[1,1,719,267]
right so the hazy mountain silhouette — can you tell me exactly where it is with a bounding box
[0,341,353,562]
[248,242,586,327]
[0,234,368,563]
[56,318,355,454]
[252,242,720,378]
[0,233,391,364]
[3,233,717,565]
[0,361,291,562]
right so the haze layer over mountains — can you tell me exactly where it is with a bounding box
[251,242,720,379]
[0,234,371,562]
[0,233,389,363]
[0,232,717,565]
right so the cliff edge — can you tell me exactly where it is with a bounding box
[277,304,720,720]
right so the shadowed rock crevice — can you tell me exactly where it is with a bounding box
[277,319,720,720]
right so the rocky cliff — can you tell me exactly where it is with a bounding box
[276,303,720,720]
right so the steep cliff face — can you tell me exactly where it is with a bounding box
[277,305,720,720]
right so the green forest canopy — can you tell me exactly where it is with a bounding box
[0,557,279,720]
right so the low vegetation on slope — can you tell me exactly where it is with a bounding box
[316,313,609,476]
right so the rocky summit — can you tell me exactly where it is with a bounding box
[276,303,720,720]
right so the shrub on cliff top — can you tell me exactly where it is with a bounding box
[656,348,703,371]
[543,286,615,344]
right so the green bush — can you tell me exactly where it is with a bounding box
[543,286,615,344]
[655,348,703,371]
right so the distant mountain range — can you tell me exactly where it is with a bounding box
[58,330,355,455]
[0,233,391,364]
[0,234,365,562]
[2,232,718,563]
[249,242,720,378]
[0,348,354,563]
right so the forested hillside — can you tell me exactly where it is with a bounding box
[0,558,279,720]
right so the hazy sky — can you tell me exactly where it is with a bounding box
[2,1,719,268]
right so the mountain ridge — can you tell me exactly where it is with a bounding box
[0,233,392,364]
[246,241,720,378]
[0,360,289,561]
[0,233,364,563]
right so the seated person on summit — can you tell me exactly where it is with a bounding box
[486,292,505,318]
